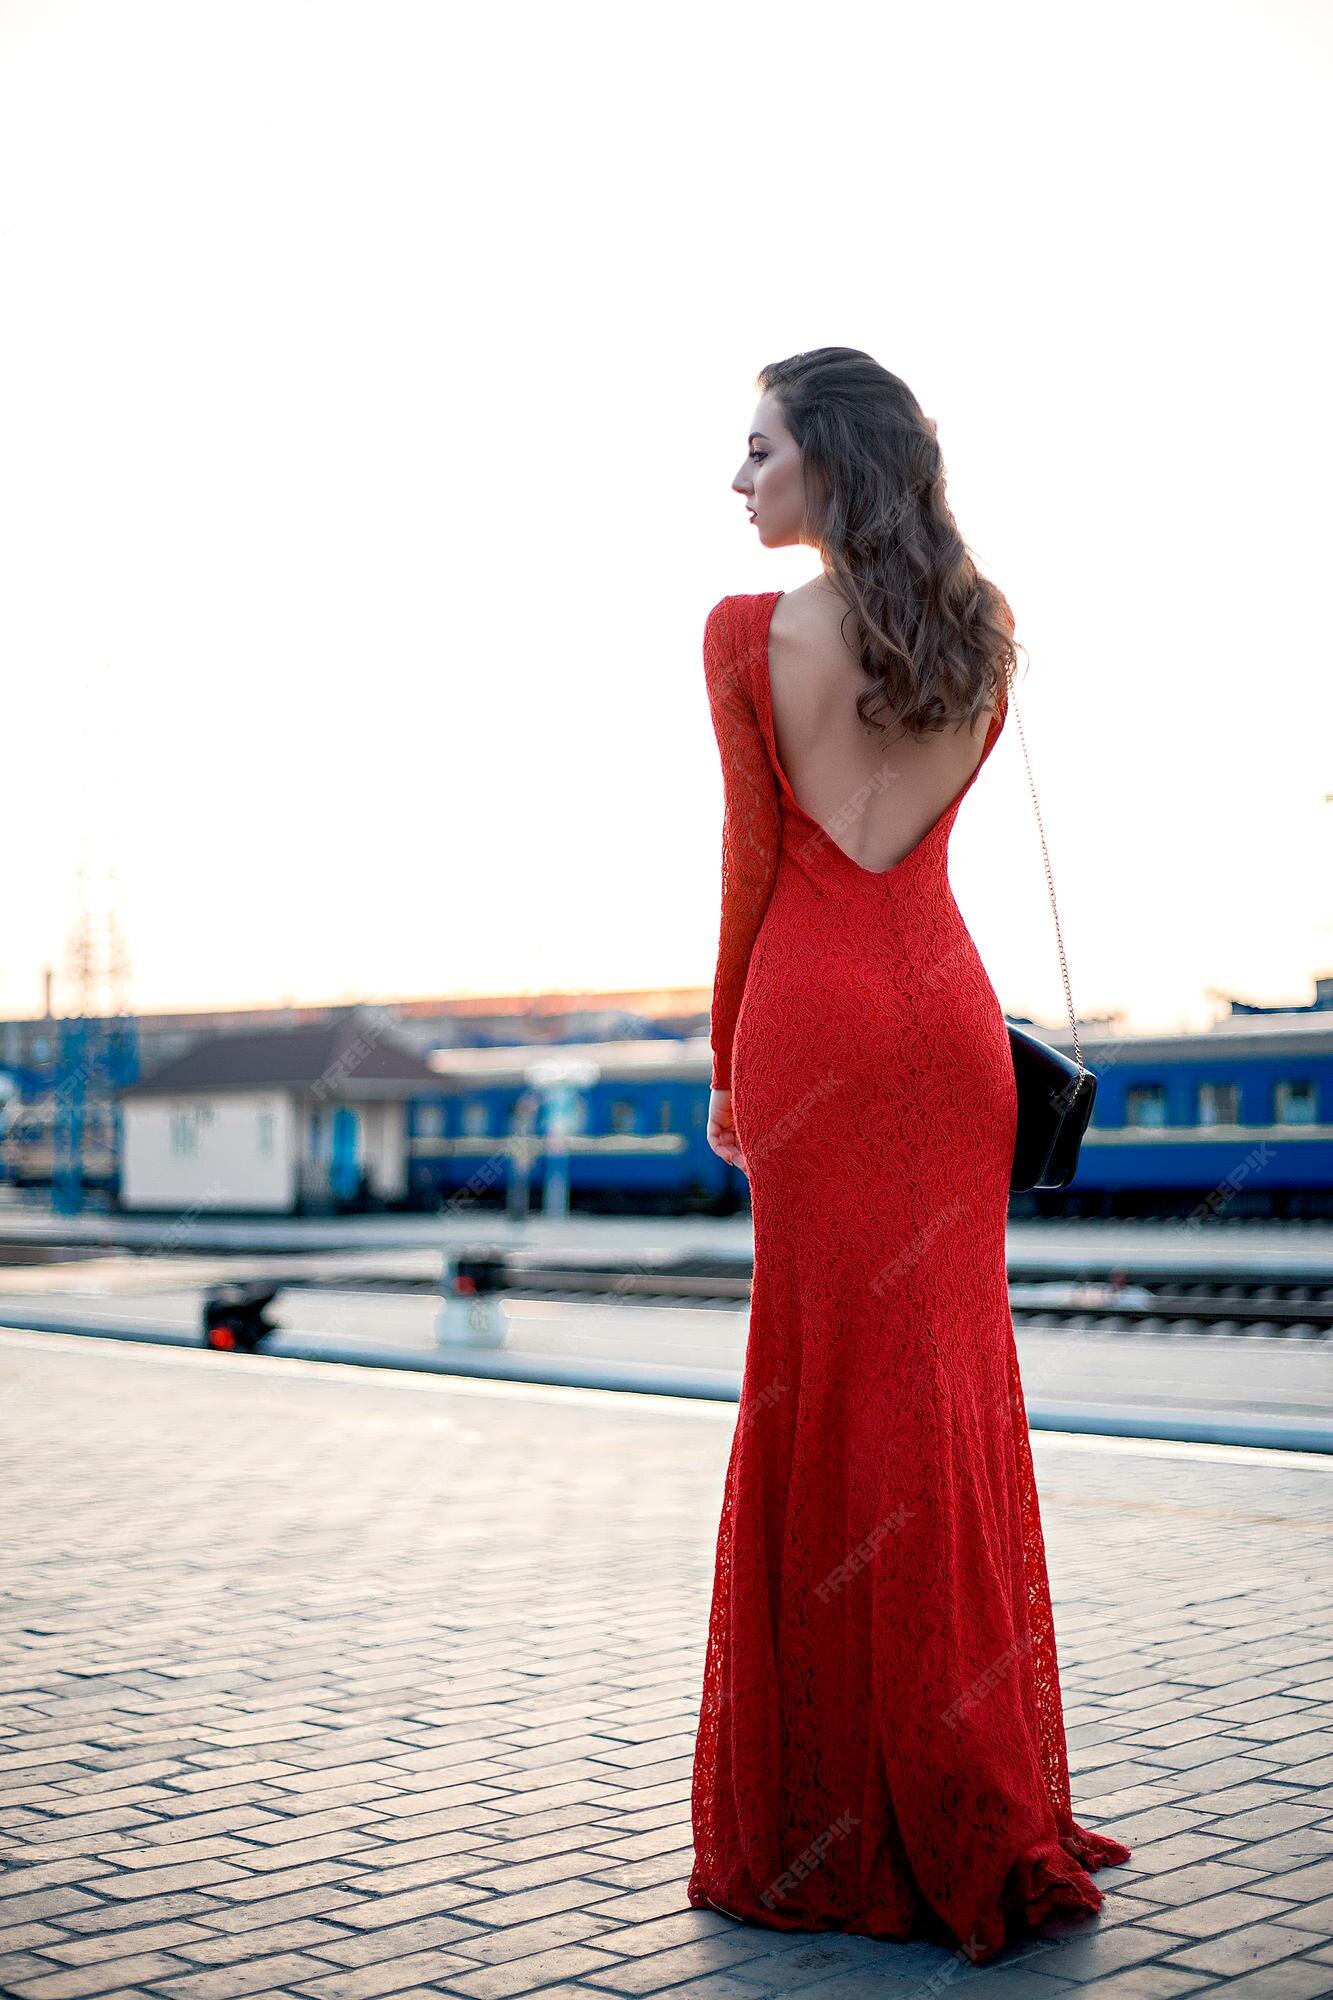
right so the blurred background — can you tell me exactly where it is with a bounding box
[1,1,1331,1436]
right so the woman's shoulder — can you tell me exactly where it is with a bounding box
[705,589,779,639]
[702,594,768,702]
[703,593,749,654]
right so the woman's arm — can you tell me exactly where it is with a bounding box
[703,597,782,1091]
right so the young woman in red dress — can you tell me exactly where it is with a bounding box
[687,347,1131,1967]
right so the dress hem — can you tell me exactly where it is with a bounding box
[687,1820,1132,1968]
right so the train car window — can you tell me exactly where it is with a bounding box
[1125,1083,1167,1127]
[462,1100,489,1136]
[658,1096,673,1132]
[1275,1078,1317,1124]
[610,1099,636,1134]
[1196,1081,1240,1126]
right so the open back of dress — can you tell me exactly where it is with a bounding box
[763,588,1000,877]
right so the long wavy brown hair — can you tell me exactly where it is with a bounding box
[757,346,1022,739]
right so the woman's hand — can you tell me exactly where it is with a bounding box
[707,1088,747,1173]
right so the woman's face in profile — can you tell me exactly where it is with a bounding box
[733,394,807,548]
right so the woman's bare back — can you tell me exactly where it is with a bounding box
[766,581,997,875]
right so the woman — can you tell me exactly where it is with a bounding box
[687,348,1131,1967]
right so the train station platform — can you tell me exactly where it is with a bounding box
[3,1328,1333,1998]
[0,1219,1329,1456]
[2,1206,1333,1282]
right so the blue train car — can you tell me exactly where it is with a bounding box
[1046,1014,1333,1219]
[406,1038,747,1214]
[406,1013,1333,1220]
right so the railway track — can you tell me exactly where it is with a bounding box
[322,1261,1333,1339]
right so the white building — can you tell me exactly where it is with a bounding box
[117,1007,438,1213]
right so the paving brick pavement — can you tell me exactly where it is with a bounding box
[2,1326,1333,2000]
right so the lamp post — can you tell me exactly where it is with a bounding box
[507,1087,539,1221]
[525,1056,600,1219]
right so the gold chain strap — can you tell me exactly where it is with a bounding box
[1005,679,1086,1078]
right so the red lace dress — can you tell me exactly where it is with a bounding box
[687,590,1131,1966]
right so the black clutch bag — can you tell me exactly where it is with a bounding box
[1005,680,1096,1192]
[1008,1019,1096,1191]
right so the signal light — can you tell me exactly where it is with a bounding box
[200,1282,281,1355]
[438,1250,508,1349]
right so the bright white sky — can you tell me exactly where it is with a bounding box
[2,0,1329,1036]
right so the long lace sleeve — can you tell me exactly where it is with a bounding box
[703,596,782,1091]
